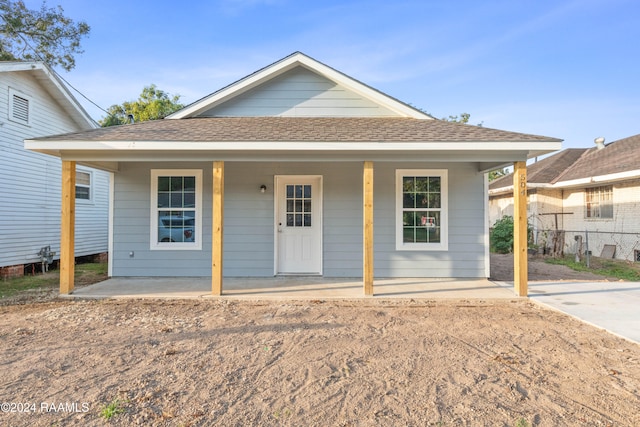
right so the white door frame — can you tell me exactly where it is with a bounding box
[274,175,323,275]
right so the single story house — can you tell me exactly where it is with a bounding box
[489,134,640,261]
[0,61,109,278]
[25,52,562,296]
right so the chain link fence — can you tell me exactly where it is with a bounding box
[532,229,640,264]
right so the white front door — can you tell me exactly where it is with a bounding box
[275,176,322,275]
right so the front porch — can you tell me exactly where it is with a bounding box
[65,277,517,300]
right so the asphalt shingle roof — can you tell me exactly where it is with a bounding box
[489,133,640,190]
[557,134,640,181]
[489,148,588,190]
[30,117,561,143]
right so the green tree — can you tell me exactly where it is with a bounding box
[443,112,471,123]
[488,168,507,181]
[100,85,184,127]
[0,0,90,71]
[443,112,483,126]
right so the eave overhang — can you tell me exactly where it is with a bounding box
[24,139,561,173]
[489,168,640,196]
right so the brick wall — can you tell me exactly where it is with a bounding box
[0,264,25,279]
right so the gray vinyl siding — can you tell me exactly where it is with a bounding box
[373,162,486,277]
[111,161,486,278]
[111,162,212,276]
[74,167,110,257]
[0,70,108,268]
[199,67,401,118]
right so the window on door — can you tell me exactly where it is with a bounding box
[396,169,448,251]
[150,169,202,250]
[285,184,312,227]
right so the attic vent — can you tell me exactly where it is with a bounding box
[8,88,30,125]
[12,95,29,122]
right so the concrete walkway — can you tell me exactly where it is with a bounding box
[67,277,640,344]
[524,280,640,344]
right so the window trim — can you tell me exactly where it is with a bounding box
[585,185,613,219]
[150,169,203,251]
[395,169,448,251]
[8,87,31,126]
[75,169,93,203]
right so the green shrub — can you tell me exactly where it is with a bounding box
[491,215,514,253]
[490,215,535,254]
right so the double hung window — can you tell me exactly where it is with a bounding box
[396,169,448,251]
[75,170,92,201]
[585,186,613,219]
[150,169,202,250]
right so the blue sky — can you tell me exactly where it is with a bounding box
[23,0,640,149]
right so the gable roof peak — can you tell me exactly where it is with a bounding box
[0,60,97,129]
[167,52,432,120]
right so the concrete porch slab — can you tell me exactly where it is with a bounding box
[66,277,519,301]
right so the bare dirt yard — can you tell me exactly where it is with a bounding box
[0,256,638,426]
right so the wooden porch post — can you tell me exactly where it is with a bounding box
[363,161,374,296]
[513,161,528,296]
[60,161,76,294]
[212,161,224,295]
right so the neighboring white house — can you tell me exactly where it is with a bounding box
[489,134,640,261]
[25,52,561,295]
[0,62,109,277]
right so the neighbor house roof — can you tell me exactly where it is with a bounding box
[489,133,640,193]
[489,148,588,191]
[557,133,640,183]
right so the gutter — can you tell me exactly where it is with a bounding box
[489,169,640,196]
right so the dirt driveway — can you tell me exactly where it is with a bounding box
[0,257,638,426]
[489,253,621,282]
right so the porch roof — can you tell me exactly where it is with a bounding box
[29,116,560,143]
[25,117,562,172]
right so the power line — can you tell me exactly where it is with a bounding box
[48,68,110,116]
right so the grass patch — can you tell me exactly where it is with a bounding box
[0,262,108,299]
[99,398,125,420]
[545,255,640,281]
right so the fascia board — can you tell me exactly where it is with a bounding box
[552,169,640,188]
[488,182,551,196]
[0,61,42,72]
[24,140,561,153]
[35,66,98,129]
[490,169,640,194]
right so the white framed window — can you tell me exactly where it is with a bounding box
[8,87,31,125]
[396,169,448,251]
[75,170,92,201]
[585,186,613,219]
[150,169,202,250]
